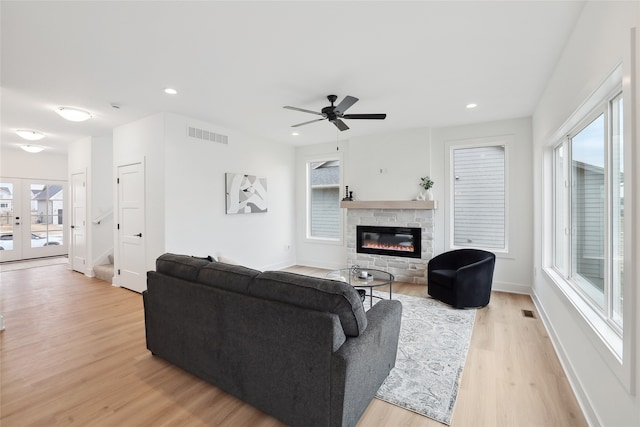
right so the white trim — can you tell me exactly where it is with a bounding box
[531,289,601,427]
[491,280,531,295]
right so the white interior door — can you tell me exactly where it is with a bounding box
[117,162,146,293]
[70,172,87,273]
[0,179,22,262]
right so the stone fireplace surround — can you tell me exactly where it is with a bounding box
[342,201,436,285]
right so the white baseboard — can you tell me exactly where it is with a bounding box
[492,280,531,295]
[531,291,600,427]
[295,258,346,271]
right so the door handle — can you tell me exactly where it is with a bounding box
[71,225,75,229]
[134,233,142,238]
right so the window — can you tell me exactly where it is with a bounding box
[552,90,624,332]
[307,160,340,240]
[451,145,506,250]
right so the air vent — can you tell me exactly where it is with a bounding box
[187,126,228,145]
[522,309,536,319]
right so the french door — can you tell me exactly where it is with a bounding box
[0,178,67,262]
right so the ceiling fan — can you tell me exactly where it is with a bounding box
[283,94,386,131]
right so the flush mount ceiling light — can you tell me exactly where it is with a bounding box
[291,132,299,136]
[56,107,92,122]
[20,145,45,153]
[164,88,178,95]
[466,103,478,109]
[16,129,45,141]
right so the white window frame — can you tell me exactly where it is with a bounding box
[445,136,511,256]
[544,63,634,393]
[553,95,624,333]
[304,155,343,244]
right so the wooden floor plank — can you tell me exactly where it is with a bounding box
[0,264,586,426]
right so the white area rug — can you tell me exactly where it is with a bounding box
[372,291,476,425]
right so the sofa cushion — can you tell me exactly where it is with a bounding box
[197,262,261,294]
[250,271,367,337]
[156,253,214,281]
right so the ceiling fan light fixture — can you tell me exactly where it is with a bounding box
[20,144,45,153]
[56,107,92,122]
[16,129,45,141]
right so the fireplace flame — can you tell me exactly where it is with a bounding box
[362,241,415,252]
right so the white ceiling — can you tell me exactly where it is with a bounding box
[1,1,585,153]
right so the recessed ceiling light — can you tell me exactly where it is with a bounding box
[291,132,299,136]
[20,145,45,153]
[164,88,178,95]
[56,107,92,122]
[16,129,45,141]
[466,103,478,109]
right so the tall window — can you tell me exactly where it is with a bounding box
[307,160,340,240]
[553,90,624,331]
[452,145,506,250]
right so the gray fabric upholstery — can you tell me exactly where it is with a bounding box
[197,261,261,294]
[143,257,402,427]
[251,271,367,337]
[155,253,213,281]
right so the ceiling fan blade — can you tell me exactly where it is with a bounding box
[342,113,387,120]
[332,119,349,131]
[283,106,323,116]
[292,118,326,128]
[334,96,359,114]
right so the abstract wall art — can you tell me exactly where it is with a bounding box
[225,173,268,214]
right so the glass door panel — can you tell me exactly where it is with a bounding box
[22,181,66,258]
[0,182,15,250]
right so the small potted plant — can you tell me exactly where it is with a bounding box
[418,176,434,201]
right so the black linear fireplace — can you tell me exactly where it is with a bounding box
[356,225,422,259]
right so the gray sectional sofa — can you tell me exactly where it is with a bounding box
[143,253,402,427]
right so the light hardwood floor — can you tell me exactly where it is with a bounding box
[0,264,586,426]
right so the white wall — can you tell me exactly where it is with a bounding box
[344,128,431,201]
[295,119,533,294]
[1,146,67,180]
[113,113,166,279]
[114,112,296,280]
[68,136,114,274]
[532,2,639,426]
[163,113,296,271]
[295,130,431,270]
[90,136,113,266]
[430,117,533,294]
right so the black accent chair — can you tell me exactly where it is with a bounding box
[428,249,496,309]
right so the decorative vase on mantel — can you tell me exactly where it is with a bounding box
[417,190,433,201]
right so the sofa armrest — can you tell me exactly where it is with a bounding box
[330,299,402,427]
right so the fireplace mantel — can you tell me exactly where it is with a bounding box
[340,200,437,210]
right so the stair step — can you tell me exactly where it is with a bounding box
[94,263,114,283]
